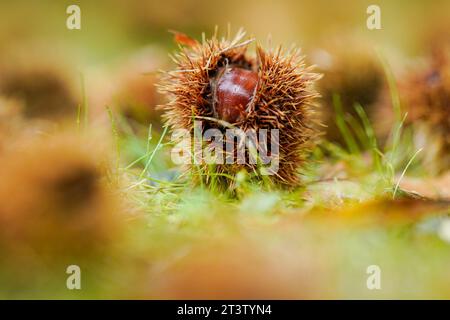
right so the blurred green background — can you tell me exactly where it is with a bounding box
[1,0,449,66]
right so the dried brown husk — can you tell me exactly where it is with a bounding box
[159,30,321,189]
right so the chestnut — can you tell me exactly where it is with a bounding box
[212,67,258,124]
[160,30,320,188]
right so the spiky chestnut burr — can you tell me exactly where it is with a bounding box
[373,43,450,173]
[311,39,385,146]
[0,65,77,120]
[397,48,450,174]
[159,30,320,188]
[0,132,121,261]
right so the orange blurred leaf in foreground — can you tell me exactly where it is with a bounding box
[169,30,199,47]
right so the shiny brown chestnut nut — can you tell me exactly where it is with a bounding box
[212,67,258,124]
